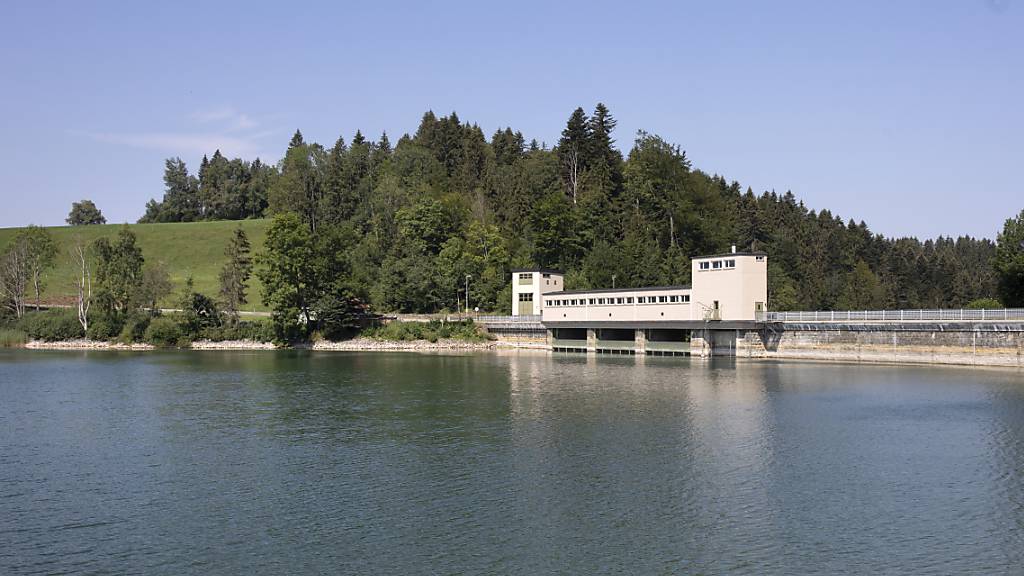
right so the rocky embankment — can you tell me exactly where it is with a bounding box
[26,339,155,350]
[311,338,497,351]
[22,338,502,352]
[189,339,278,350]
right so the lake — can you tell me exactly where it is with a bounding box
[1,350,1023,574]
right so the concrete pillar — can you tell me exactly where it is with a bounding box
[546,329,554,349]
[635,329,647,354]
[587,328,597,353]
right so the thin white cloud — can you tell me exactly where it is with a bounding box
[189,107,259,132]
[87,108,279,161]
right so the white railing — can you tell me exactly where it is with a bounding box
[760,309,1024,323]
[476,315,542,324]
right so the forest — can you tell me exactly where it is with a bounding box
[137,104,1004,317]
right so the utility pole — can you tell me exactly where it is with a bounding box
[465,275,472,315]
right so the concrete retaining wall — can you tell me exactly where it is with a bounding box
[745,323,1024,367]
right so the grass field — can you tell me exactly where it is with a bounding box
[0,219,271,311]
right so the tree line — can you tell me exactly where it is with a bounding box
[38,105,1024,339]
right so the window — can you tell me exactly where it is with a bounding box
[725,259,735,268]
[658,296,668,303]
[588,298,596,305]
[518,293,533,301]
[542,273,551,278]
[756,256,764,261]
[637,297,646,304]
[598,298,606,305]
[616,297,624,304]
[755,302,765,312]
[518,273,531,280]
[669,295,679,303]
[699,261,710,270]
[626,297,634,304]
[682,295,690,302]
[712,260,722,269]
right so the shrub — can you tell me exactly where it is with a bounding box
[144,316,185,347]
[363,319,485,342]
[86,317,120,341]
[197,319,275,342]
[18,309,85,342]
[118,313,152,344]
[965,298,1003,310]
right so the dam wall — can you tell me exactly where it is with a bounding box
[739,322,1024,367]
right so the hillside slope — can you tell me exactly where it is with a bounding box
[0,219,270,310]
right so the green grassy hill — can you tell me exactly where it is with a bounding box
[0,219,271,311]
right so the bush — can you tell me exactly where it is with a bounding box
[86,315,122,341]
[144,316,185,347]
[18,309,85,342]
[118,313,152,344]
[197,319,275,342]
[362,319,485,342]
[965,298,1003,310]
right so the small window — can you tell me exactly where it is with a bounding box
[518,273,531,280]
[659,296,668,303]
[725,259,735,268]
[637,297,645,304]
[546,280,549,285]
[518,293,533,301]
[712,261,722,269]
[553,280,558,285]
[699,262,710,270]
[542,273,551,278]
[756,256,764,261]
[616,297,624,304]
[669,295,679,303]
[755,302,765,312]
[626,297,634,304]
[598,298,606,305]
[683,295,690,302]
[588,298,596,305]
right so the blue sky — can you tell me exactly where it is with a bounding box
[1,0,1021,239]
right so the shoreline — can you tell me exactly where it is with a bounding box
[20,337,501,352]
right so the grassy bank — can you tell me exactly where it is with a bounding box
[0,219,270,310]
[0,328,28,347]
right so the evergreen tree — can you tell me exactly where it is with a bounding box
[994,209,1024,307]
[218,227,253,323]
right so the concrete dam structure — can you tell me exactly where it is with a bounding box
[492,251,1024,368]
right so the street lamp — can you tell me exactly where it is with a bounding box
[465,275,472,315]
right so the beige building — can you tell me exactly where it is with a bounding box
[538,249,767,324]
[511,269,564,316]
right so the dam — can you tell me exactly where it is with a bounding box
[488,251,1024,367]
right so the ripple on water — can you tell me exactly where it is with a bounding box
[1,350,1023,575]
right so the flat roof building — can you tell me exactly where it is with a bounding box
[530,249,767,326]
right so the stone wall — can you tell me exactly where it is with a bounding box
[741,323,1024,367]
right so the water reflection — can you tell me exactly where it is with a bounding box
[1,350,1023,575]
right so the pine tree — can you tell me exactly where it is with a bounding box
[557,107,592,204]
[289,129,305,148]
[219,227,253,323]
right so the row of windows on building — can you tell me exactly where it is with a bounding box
[698,258,736,271]
[517,272,558,286]
[545,294,691,307]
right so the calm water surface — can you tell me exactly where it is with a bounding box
[1,350,1023,575]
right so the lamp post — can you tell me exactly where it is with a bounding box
[465,275,472,315]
